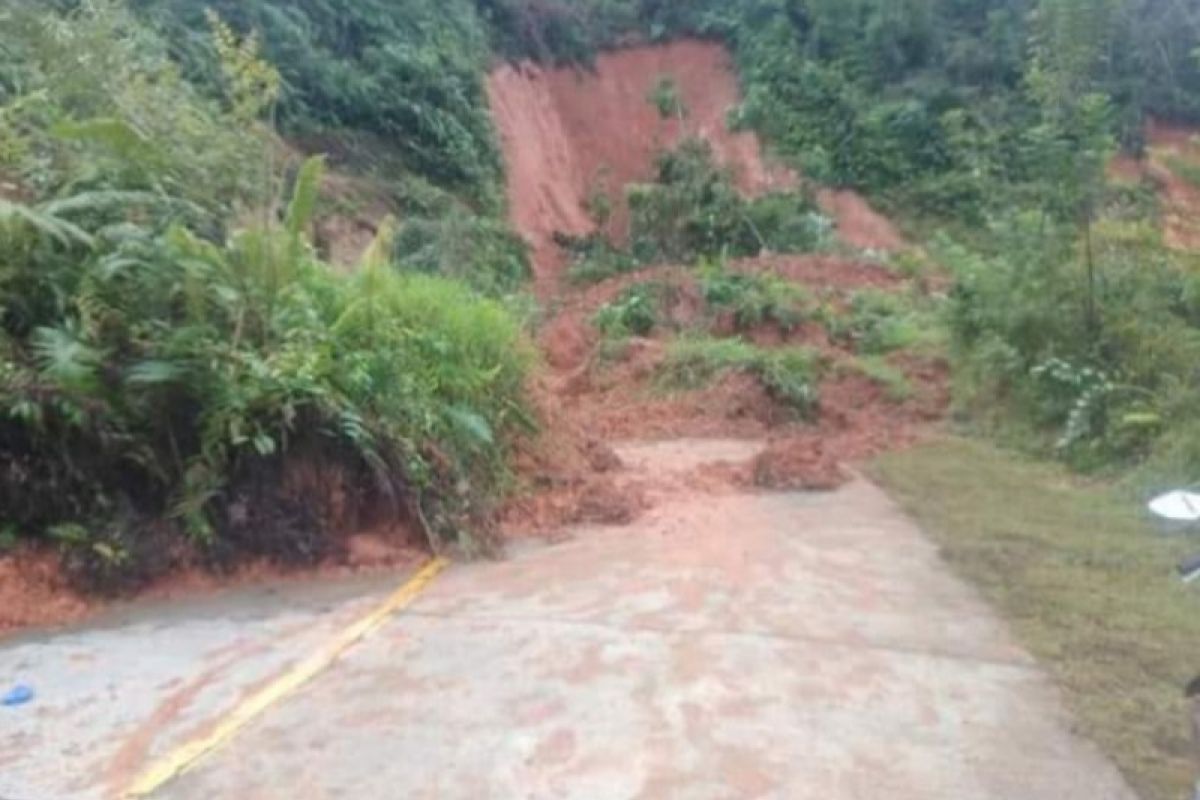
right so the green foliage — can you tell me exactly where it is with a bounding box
[0,3,534,585]
[699,265,812,332]
[658,336,823,418]
[392,212,531,296]
[826,288,927,356]
[1165,154,1200,190]
[0,0,261,217]
[557,232,638,285]
[943,214,1200,473]
[648,75,686,120]
[135,0,504,201]
[594,281,669,337]
[627,138,827,264]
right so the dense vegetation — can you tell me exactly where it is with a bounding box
[0,1,531,585]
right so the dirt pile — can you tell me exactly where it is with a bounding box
[487,40,795,286]
[499,251,948,537]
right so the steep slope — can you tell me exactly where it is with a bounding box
[487,40,794,286]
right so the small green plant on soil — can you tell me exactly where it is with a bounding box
[825,288,928,355]
[836,356,913,402]
[699,263,813,332]
[593,281,670,337]
[648,74,687,120]
[657,336,823,418]
[558,232,638,285]
[627,138,826,265]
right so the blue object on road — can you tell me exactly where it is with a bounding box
[2,684,34,706]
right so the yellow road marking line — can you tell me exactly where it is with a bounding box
[124,556,450,798]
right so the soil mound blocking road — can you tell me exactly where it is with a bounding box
[487,40,794,285]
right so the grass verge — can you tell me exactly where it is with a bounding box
[872,437,1200,800]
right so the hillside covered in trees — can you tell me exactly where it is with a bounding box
[1,0,1199,591]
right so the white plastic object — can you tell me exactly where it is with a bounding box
[1148,490,1200,522]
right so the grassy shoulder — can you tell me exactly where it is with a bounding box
[872,437,1200,800]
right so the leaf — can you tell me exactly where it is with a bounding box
[0,199,94,248]
[31,326,104,393]
[252,432,277,456]
[48,523,89,545]
[285,155,326,239]
[51,117,158,164]
[1120,412,1162,429]
[446,405,493,446]
[125,360,186,386]
[359,215,398,273]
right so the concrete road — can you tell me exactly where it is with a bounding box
[1,440,1136,799]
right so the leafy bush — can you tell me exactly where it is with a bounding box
[943,214,1200,472]
[0,3,534,587]
[557,232,638,285]
[648,75,687,120]
[826,289,925,355]
[627,138,826,265]
[0,1,261,222]
[392,212,531,296]
[594,282,670,337]
[135,0,504,201]
[657,336,823,418]
[699,266,812,332]
[1,167,532,576]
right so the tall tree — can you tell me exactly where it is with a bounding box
[1027,0,1121,333]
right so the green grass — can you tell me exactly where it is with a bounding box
[872,438,1200,800]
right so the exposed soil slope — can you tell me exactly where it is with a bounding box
[487,40,795,286]
[1110,119,1200,251]
[488,40,944,539]
[815,189,906,252]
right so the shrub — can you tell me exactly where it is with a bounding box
[627,138,825,265]
[557,232,638,285]
[594,281,669,337]
[827,288,925,355]
[0,3,535,586]
[657,336,823,418]
[942,213,1200,473]
[393,212,531,296]
[648,74,687,120]
[699,266,812,332]
[1,170,533,577]
[136,0,504,200]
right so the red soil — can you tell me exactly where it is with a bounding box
[1143,120,1200,251]
[815,189,907,252]
[487,40,796,289]
[0,532,423,638]
[1109,119,1200,251]
[500,251,948,537]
